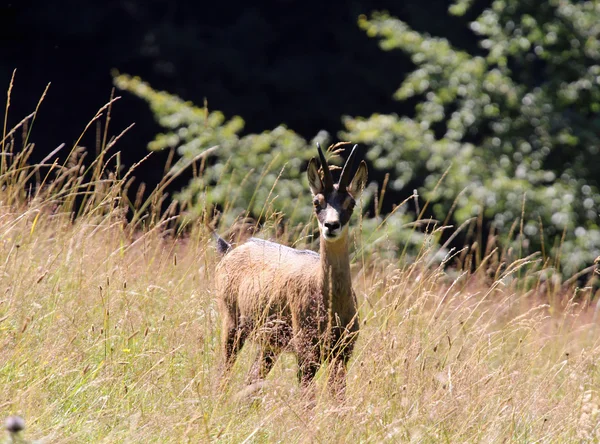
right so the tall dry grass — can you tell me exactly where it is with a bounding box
[2,79,600,443]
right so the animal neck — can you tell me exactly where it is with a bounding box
[319,232,353,311]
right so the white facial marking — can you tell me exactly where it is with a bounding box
[321,207,344,241]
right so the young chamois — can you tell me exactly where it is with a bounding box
[214,143,368,392]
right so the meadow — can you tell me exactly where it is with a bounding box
[2,96,600,443]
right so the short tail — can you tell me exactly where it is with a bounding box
[214,232,232,255]
[203,208,232,256]
[204,219,231,256]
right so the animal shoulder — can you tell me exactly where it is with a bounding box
[244,238,319,260]
[217,238,320,282]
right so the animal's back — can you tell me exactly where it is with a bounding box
[215,238,320,321]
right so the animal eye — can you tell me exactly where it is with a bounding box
[313,196,324,210]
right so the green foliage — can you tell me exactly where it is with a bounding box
[114,75,332,230]
[113,75,428,257]
[343,1,600,274]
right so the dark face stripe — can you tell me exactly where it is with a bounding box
[314,189,356,227]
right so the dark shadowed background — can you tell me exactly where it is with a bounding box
[0,0,482,191]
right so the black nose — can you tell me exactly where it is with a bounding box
[324,221,340,232]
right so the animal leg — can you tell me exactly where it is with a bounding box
[327,358,348,397]
[293,326,322,388]
[296,349,320,388]
[220,312,247,382]
[327,328,357,396]
[247,348,278,383]
[223,327,246,367]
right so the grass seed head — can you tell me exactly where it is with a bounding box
[4,415,25,433]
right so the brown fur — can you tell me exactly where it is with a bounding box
[214,144,367,392]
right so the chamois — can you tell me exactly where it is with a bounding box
[214,143,368,392]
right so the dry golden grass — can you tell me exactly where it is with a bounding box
[2,84,600,443]
[2,195,600,443]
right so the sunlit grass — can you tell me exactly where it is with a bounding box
[2,83,600,443]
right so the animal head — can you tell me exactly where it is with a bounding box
[307,143,368,242]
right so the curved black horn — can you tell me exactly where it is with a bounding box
[338,144,358,189]
[316,143,334,191]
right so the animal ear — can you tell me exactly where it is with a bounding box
[307,158,324,195]
[348,160,368,198]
